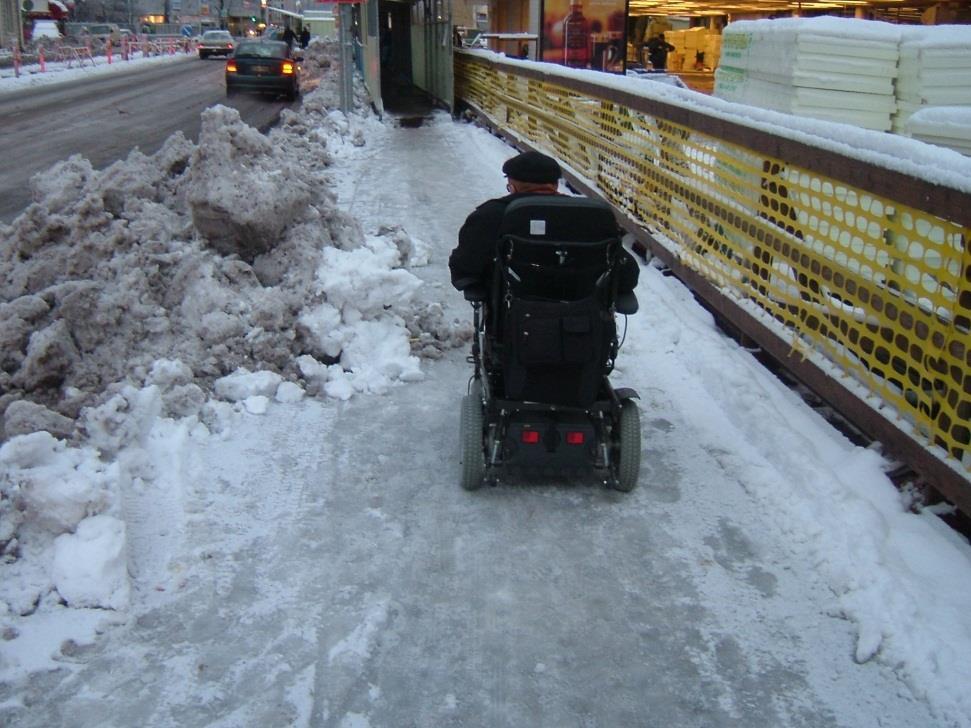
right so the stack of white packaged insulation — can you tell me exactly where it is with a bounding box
[905,106,971,156]
[714,17,901,131]
[666,27,712,71]
[666,27,724,71]
[893,25,971,134]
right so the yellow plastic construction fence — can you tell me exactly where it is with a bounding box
[455,52,971,482]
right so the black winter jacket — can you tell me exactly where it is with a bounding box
[449,192,639,294]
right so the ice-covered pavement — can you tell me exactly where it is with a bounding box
[1,40,970,728]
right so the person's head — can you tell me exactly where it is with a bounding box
[502,151,561,194]
[658,33,665,40]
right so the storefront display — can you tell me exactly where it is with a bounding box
[541,0,627,73]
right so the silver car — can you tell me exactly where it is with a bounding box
[198,30,235,59]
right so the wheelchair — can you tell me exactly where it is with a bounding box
[456,195,642,491]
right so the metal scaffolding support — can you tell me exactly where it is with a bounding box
[337,2,354,112]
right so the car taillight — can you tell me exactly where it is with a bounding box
[565,431,585,445]
[228,43,233,48]
[226,60,237,72]
[521,429,540,444]
[282,61,294,75]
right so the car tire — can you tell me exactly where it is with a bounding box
[199,51,207,59]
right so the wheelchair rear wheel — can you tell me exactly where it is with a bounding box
[611,399,641,492]
[460,379,486,491]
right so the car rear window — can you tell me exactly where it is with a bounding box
[204,31,231,40]
[235,42,287,59]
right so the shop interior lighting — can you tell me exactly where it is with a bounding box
[629,0,932,14]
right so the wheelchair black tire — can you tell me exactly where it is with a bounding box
[460,381,486,491]
[611,399,641,492]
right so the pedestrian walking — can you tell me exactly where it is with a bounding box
[646,33,675,70]
[282,26,296,50]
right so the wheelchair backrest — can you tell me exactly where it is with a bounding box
[496,195,621,302]
[492,196,622,406]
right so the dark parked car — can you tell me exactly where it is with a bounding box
[198,30,234,59]
[226,40,300,101]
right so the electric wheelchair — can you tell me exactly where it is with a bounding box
[456,195,642,491]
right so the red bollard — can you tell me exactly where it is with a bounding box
[39,46,46,72]
[107,39,112,64]
[13,45,20,78]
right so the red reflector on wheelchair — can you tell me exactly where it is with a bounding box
[565,431,585,445]
[521,429,541,444]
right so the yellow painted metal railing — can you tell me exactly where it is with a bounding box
[455,51,971,506]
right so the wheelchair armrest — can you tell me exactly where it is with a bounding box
[616,291,639,315]
[463,285,488,303]
[453,276,488,302]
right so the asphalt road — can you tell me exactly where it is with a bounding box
[0,56,294,223]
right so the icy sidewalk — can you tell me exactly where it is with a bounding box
[0,89,968,727]
[313,110,971,727]
[327,110,512,313]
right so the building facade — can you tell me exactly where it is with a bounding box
[1,0,23,47]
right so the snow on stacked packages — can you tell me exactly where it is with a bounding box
[714,17,901,131]
[894,25,971,144]
[905,107,971,156]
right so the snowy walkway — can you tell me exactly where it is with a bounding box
[2,99,969,725]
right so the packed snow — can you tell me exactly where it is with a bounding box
[0,49,197,96]
[1,36,970,728]
[1,39,466,628]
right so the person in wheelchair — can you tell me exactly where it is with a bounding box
[451,151,643,492]
[449,151,639,299]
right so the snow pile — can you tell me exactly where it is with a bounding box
[714,17,901,131]
[295,36,333,85]
[187,106,320,259]
[0,40,467,617]
[0,431,125,616]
